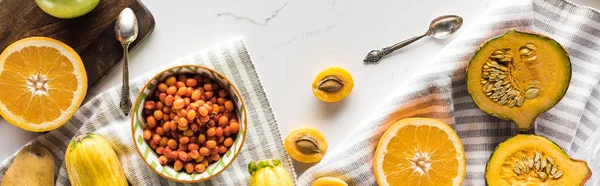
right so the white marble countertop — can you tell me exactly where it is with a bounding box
[1,0,599,175]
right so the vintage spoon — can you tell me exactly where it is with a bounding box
[115,8,138,116]
[363,15,463,64]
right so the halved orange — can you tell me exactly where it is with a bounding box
[0,37,87,132]
[374,118,466,186]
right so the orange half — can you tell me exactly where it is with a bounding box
[374,118,466,186]
[0,37,87,132]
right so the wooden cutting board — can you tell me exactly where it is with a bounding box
[0,0,155,90]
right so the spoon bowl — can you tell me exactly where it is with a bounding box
[428,15,463,39]
[115,8,138,45]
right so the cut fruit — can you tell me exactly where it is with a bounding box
[312,177,348,186]
[284,127,328,163]
[374,118,466,186]
[312,67,354,102]
[485,135,591,186]
[466,30,571,131]
[0,37,87,132]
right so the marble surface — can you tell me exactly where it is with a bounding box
[1,0,599,175]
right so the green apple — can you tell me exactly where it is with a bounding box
[35,0,100,19]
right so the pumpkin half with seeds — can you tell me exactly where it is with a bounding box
[486,135,591,185]
[466,30,571,131]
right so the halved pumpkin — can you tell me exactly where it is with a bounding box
[486,135,591,185]
[466,30,571,131]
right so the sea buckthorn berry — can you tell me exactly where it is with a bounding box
[224,101,234,112]
[175,81,186,89]
[199,147,210,156]
[143,130,152,140]
[218,90,228,98]
[166,86,177,95]
[224,137,233,147]
[195,164,206,173]
[179,136,190,144]
[186,78,198,87]
[173,160,183,171]
[144,101,156,110]
[185,162,195,174]
[229,122,240,134]
[206,140,217,148]
[165,76,176,86]
[177,87,187,96]
[203,84,213,91]
[159,155,168,165]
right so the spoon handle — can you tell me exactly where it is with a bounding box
[120,44,132,116]
[363,33,428,64]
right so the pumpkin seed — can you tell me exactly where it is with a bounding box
[493,50,504,55]
[517,160,525,170]
[500,57,512,63]
[499,66,509,72]
[481,80,488,84]
[498,100,507,105]
[516,96,525,107]
[495,81,503,88]
[545,164,552,174]
[526,43,536,50]
[520,48,531,55]
[526,88,540,99]
[547,156,554,164]
[553,170,563,179]
[500,94,509,101]
[513,165,521,174]
[535,151,541,162]
[524,55,538,61]
[529,157,534,168]
[535,161,541,171]
[538,171,548,182]
[551,165,557,175]
[508,100,516,107]
[541,157,547,169]
[524,166,530,173]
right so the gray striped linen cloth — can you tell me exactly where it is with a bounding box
[297,0,600,185]
[0,37,296,186]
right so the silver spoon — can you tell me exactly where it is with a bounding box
[363,15,463,64]
[115,8,138,116]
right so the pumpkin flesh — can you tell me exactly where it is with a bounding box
[486,135,591,186]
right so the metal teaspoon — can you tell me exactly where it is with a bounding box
[363,15,463,64]
[115,8,138,116]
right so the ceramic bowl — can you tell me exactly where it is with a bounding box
[131,65,247,183]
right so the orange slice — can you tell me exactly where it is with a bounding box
[374,118,466,186]
[0,37,87,132]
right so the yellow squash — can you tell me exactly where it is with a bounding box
[65,133,127,186]
[248,159,293,186]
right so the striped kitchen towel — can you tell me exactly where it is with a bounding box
[297,0,600,185]
[0,37,296,185]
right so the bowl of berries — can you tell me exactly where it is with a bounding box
[131,65,247,182]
